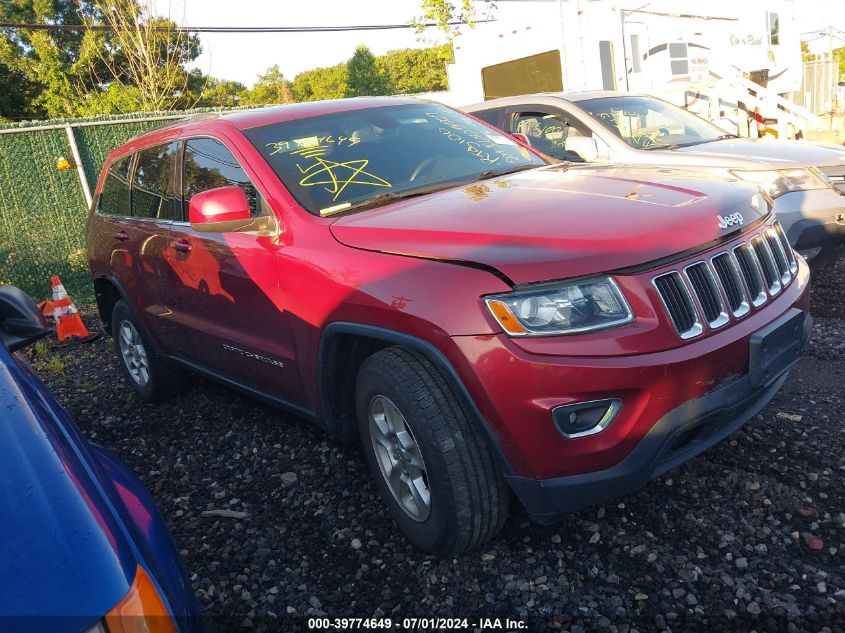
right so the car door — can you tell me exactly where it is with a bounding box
[91,154,134,298]
[165,135,303,403]
[505,107,595,162]
[126,142,183,344]
[93,147,177,345]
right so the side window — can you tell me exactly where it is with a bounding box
[598,41,617,90]
[767,12,779,46]
[512,111,589,161]
[669,43,689,76]
[630,34,642,73]
[182,137,258,217]
[131,142,181,221]
[98,156,131,216]
[471,109,502,128]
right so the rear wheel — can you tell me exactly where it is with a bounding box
[112,300,184,401]
[356,347,509,556]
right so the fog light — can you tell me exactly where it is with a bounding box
[552,398,622,438]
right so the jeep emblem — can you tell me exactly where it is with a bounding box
[717,212,744,230]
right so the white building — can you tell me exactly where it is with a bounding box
[440,0,803,109]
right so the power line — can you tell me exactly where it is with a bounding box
[0,19,494,34]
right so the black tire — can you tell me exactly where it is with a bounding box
[356,346,510,556]
[111,300,185,402]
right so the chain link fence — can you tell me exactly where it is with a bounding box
[0,108,243,303]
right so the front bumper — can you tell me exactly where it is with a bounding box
[773,188,845,254]
[506,313,808,523]
[449,256,810,479]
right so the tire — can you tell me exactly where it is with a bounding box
[112,300,185,402]
[356,347,510,556]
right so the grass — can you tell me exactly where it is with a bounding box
[31,340,66,376]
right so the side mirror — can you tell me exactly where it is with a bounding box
[188,185,278,235]
[566,136,599,162]
[189,186,254,233]
[511,132,532,146]
[0,286,49,352]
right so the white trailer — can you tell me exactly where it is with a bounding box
[442,0,814,137]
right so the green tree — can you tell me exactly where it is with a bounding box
[0,62,41,121]
[183,70,246,108]
[801,41,845,79]
[240,65,293,105]
[412,0,490,39]
[201,77,247,108]
[345,45,391,97]
[801,41,813,61]
[0,0,202,117]
[378,44,453,94]
[291,63,348,101]
[0,0,109,117]
[83,0,202,112]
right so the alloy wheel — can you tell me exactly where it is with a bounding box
[118,320,150,386]
[368,395,431,522]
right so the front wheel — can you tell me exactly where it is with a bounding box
[112,300,185,402]
[356,347,510,556]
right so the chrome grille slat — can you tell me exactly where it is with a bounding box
[653,272,702,339]
[765,228,791,285]
[734,243,768,307]
[684,262,729,328]
[773,221,798,275]
[711,252,750,318]
[654,224,798,339]
[751,236,782,295]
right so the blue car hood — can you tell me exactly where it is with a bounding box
[0,349,134,628]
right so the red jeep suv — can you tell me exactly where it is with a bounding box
[87,98,811,556]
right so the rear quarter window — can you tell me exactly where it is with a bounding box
[98,156,131,216]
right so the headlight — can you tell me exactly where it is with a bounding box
[485,276,634,336]
[730,168,828,198]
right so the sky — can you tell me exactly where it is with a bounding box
[800,1,845,55]
[151,0,451,86]
[151,0,845,87]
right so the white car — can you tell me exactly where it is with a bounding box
[465,92,845,264]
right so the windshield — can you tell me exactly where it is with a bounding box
[578,96,731,150]
[243,103,545,216]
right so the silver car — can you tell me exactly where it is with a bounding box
[464,91,845,263]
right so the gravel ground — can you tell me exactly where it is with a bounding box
[24,257,845,633]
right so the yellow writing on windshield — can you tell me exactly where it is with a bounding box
[295,146,391,201]
[266,135,361,156]
[425,112,522,165]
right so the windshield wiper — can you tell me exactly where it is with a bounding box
[648,133,741,151]
[319,182,462,217]
[477,164,537,180]
[320,166,539,217]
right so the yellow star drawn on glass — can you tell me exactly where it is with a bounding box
[296,151,392,201]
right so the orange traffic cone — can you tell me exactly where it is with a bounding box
[38,300,55,319]
[51,276,98,343]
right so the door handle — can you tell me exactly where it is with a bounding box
[114,231,129,241]
[172,239,192,253]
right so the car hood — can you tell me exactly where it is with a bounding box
[329,165,768,285]
[671,138,845,169]
[0,349,134,626]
